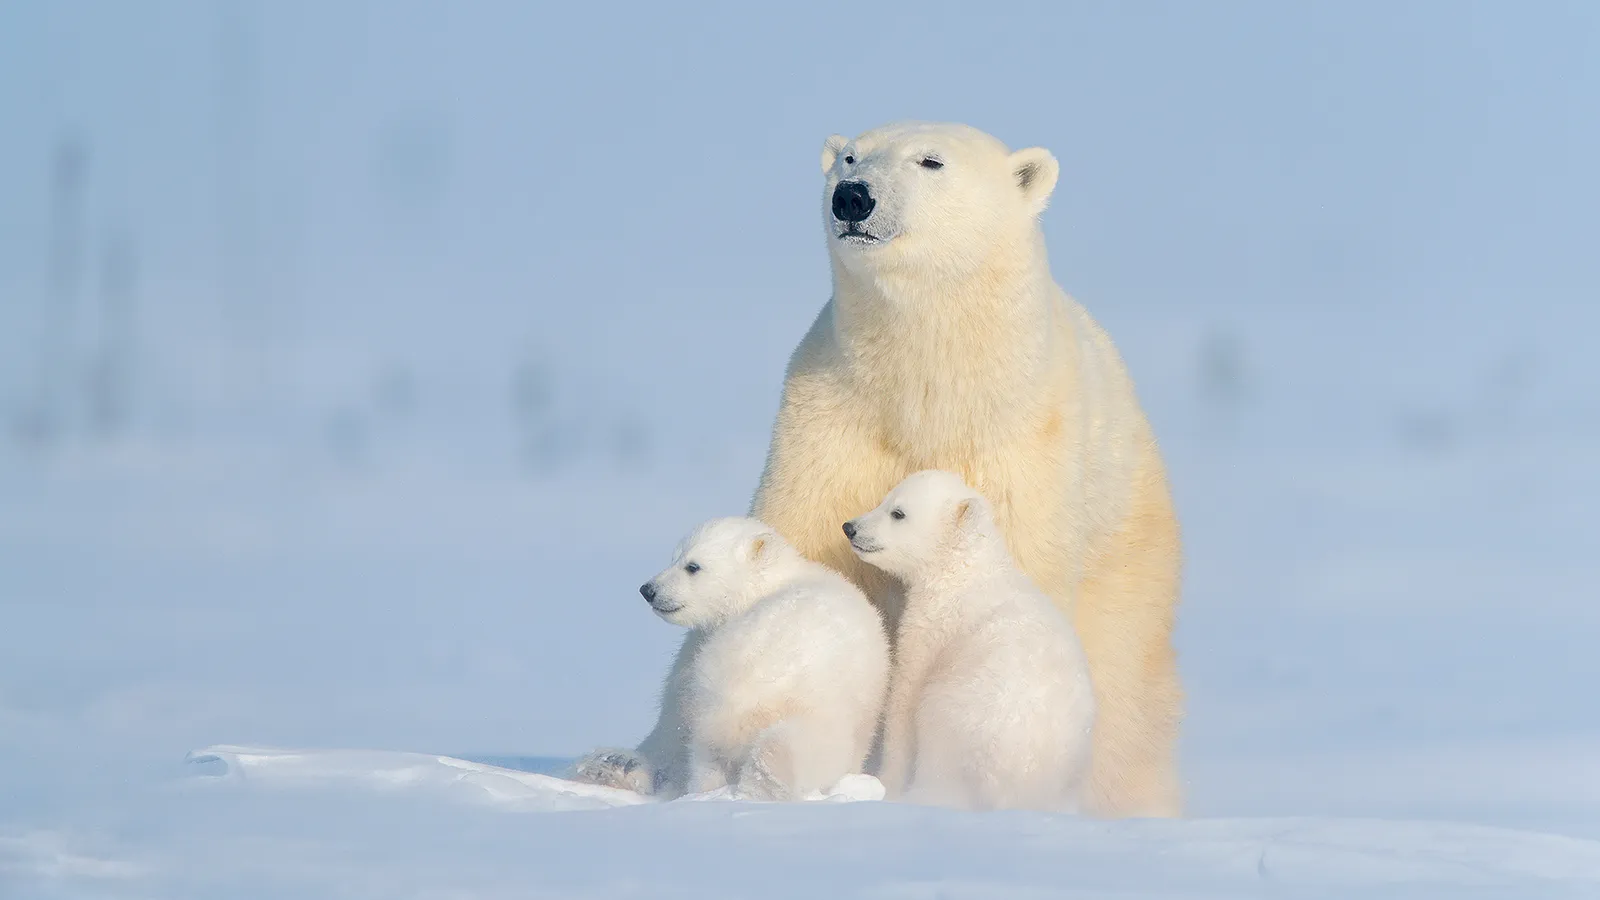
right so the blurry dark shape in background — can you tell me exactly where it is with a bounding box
[86,230,139,441]
[16,135,92,456]
[373,363,418,421]
[325,406,370,471]
[374,117,454,230]
[216,0,270,418]
[506,349,653,475]
[1196,326,1250,441]
[1481,348,1537,438]
[1394,408,1460,457]
[511,349,566,473]
[611,416,651,471]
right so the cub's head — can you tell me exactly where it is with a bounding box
[843,470,996,579]
[639,517,786,629]
[819,121,1059,277]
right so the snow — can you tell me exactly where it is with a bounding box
[182,745,652,811]
[178,744,884,807]
[4,1,1600,897]
[5,766,1600,898]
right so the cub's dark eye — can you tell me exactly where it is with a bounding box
[843,155,855,165]
[685,562,701,575]
[919,157,944,170]
[890,508,906,520]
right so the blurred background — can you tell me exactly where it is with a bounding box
[2,0,1598,836]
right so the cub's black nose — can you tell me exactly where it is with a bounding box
[831,181,875,223]
[842,521,858,540]
[640,583,657,602]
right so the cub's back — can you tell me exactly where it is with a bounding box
[943,567,1088,677]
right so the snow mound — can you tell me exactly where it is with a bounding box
[185,744,649,811]
[184,744,885,808]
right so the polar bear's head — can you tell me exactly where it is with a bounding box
[843,470,999,580]
[819,122,1059,278]
[639,517,793,629]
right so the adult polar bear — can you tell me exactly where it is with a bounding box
[582,121,1183,817]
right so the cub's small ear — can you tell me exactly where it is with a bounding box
[1009,147,1060,216]
[953,500,973,529]
[821,134,849,174]
[749,536,768,560]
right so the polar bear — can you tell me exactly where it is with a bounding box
[596,517,889,801]
[845,470,1094,811]
[576,121,1182,817]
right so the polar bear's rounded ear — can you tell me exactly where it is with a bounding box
[1010,147,1060,216]
[952,500,974,531]
[951,495,990,536]
[821,134,849,174]
[749,536,768,560]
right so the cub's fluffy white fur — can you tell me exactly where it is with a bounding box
[847,471,1095,812]
[586,517,889,801]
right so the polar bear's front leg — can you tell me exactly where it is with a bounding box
[877,622,938,800]
[737,716,858,801]
[687,749,730,795]
[876,678,918,799]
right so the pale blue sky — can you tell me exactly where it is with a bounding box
[3,2,1596,365]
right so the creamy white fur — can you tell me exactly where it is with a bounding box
[582,518,889,801]
[577,122,1182,817]
[847,470,1094,811]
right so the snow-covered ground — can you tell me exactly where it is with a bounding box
[4,2,1600,897]
[8,749,1600,899]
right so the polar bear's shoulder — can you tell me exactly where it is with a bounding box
[783,301,844,379]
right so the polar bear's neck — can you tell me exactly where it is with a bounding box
[902,533,1014,620]
[830,242,1059,456]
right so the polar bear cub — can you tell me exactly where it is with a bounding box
[638,516,890,800]
[845,471,1096,812]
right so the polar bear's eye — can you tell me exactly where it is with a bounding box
[843,155,855,165]
[685,562,701,575]
[919,157,944,170]
[890,508,906,520]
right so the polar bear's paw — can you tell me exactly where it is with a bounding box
[569,748,654,795]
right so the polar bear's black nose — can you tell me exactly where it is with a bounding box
[640,582,657,602]
[832,181,875,223]
[842,521,858,540]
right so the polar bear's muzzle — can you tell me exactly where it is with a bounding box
[842,519,881,554]
[640,580,681,615]
[832,181,884,244]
